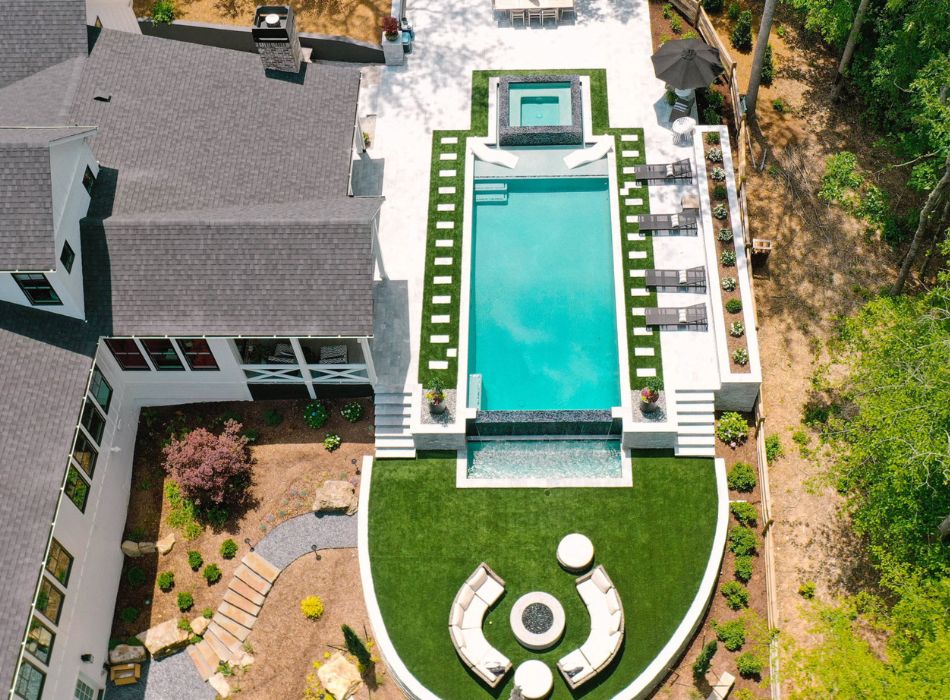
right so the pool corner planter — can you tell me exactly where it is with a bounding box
[382,30,404,65]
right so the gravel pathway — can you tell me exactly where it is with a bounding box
[104,650,214,700]
[255,512,357,570]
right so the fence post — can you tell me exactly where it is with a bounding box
[693,0,703,27]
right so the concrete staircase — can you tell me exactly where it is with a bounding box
[374,387,416,459]
[187,551,280,681]
[672,389,717,457]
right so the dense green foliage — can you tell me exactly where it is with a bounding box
[730,10,754,50]
[727,462,757,491]
[731,502,759,527]
[735,554,755,582]
[761,44,775,86]
[728,526,759,556]
[693,639,718,677]
[714,618,747,651]
[721,580,750,610]
[343,625,373,669]
[716,412,749,444]
[220,539,237,559]
[789,0,950,190]
[187,550,203,571]
[158,571,175,592]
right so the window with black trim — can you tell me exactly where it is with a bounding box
[13,273,61,306]
[105,339,150,371]
[74,679,95,700]
[64,465,89,512]
[82,166,96,196]
[140,339,184,371]
[60,241,75,273]
[26,617,54,665]
[36,578,63,624]
[72,433,97,477]
[13,659,45,700]
[80,402,106,445]
[89,368,112,413]
[176,339,219,370]
[45,539,72,586]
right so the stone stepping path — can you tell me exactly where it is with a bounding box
[186,514,358,688]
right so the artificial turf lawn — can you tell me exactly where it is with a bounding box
[368,452,718,698]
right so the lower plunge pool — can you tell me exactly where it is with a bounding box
[467,439,623,480]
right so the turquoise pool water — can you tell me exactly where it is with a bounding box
[469,177,619,410]
[509,82,572,127]
[467,439,623,480]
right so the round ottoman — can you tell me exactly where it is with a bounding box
[513,660,553,699]
[557,533,594,572]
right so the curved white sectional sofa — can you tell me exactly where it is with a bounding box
[448,563,511,687]
[557,564,625,689]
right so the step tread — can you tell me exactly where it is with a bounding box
[374,424,413,435]
[675,446,716,456]
[234,564,272,595]
[678,414,715,424]
[678,424,715,435]
[206,622,244,661]
[675,391,716,402]
[678,435,716,445]
[676,402,715,413]
[223,588,262,616]
[242,551,280,583]
[374,434,414,444]
[375,448,417,459]
[374,403,412,415]
[218,601,258,629]
[202,624,233,661]
[227,578,266,607]
[375,415,411,426]
[187,641,217,681]
[212,614,251,643]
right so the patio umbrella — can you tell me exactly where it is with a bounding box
[651,39,724,91]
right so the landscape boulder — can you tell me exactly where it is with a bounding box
[209,672,231,697]
[190,616,210,636]
[121,540,142,557]
[137,541,157,554]
[108,643,147,665]
[156,533,176,555]
[135,619,189,657]
[317,652,362,700]
[312,480,357,515]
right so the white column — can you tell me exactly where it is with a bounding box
[358,337,378,385]
[290,338,316,399]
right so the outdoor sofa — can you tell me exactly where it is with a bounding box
[635,209,698,235]
[449,563,511,687]
[644,303,707,328]
[645,266,706,290]
[633,158,692,183]
[557,565,625,689]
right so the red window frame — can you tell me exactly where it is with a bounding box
[176,338,219,371]
[105,338,150,370]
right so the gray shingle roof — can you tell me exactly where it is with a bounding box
[0,127,96,270]
[0,1,87,89]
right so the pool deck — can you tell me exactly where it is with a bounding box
[365,0,715,396]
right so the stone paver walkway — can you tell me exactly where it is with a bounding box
[255,511,358,570]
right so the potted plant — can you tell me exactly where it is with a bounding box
[425,379,446,415]
[382,16,400,41]
[639,378,663,413]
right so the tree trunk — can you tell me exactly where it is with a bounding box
[831,0,871,100]
[893,153,950,294]
[745,0,779,120]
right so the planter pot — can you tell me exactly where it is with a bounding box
[640,399,659,414]
[429,401,447,415]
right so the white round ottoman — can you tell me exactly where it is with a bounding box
[557,533,594,572]
[513,659,553,699]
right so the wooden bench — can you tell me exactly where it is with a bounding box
[110,663,141,686]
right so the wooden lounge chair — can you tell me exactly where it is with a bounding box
[633,158,692,183]
[670,94,695,122]
[635,210,698,234]
[644,303,707,328]
[645,267,706,290]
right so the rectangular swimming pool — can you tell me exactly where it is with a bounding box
[468,177,619,411]
[508,82,572,127]
[467,439,623,480]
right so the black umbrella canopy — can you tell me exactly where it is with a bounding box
[651,38,724,90]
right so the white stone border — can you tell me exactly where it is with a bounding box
[360,455,727,699]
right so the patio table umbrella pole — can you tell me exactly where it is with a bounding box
[651,38,725,100]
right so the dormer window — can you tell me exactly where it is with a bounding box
[82,166,96,196]
[13,273,61,306]
[60,241,75,273]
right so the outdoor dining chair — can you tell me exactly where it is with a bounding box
[541,8,558,23]
[510,8,526,24]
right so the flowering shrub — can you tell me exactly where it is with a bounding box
[713,204,728,220]
[301,595,325,620]
[721,250,736,265]
[717,411,749,444]
[163,420,251,507]
[640,377,662,403]
[717,228,733,242]
[711,167,726,181]
[721,276,737,291]
[341,401,364,423]
[733,347,750,365]
[707,146,723,162]
[323,433,342,452]
[730,320,745,337]
[381,16,399,38]
[304,401,329,429]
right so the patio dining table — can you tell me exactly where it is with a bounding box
[493,0,575,11]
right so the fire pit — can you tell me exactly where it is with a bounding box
[509,592,565,651]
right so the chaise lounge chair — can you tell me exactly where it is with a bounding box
[632,158,692,183]
[449,563,511,688]
[635,209,698,235]
[645,267,706,290]
[644,303,707,328]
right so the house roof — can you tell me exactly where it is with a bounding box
[0,1,87,89]
[0,127,96,271]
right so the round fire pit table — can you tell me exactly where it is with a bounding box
[513,660,554,699]
[557,533,594,572]
[509,592,565,651]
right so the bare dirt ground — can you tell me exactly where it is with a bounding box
[112,397,374,641]
[133,0,390,45]
[235,549,403,699]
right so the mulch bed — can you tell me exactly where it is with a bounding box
[110,397,373,643]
